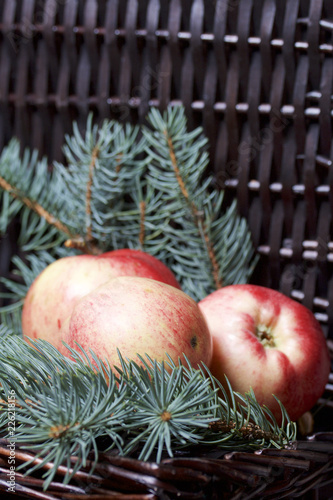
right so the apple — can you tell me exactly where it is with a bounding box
[22,249,181,350]
[198,284,331,422]
[59,276,212,370]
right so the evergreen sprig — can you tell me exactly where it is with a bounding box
[0,337,296,490]
[140,107,258,298]
[54,115,147,252]
[0,337,129,488]
[117,353,220,463]
[0,139,71,246]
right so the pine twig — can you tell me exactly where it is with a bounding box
[165,132,222,289]
[64,144,102,255]
[209,420,279,442]
[0,175,101,256]
[63,237,102,255]
[0,176,72,238]
[85,145,100,244]
[115,153,123,174]
[0,337,296,490]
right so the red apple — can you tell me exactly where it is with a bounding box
[22,249,181,350]
[98,249,180,289]
[59,276,212,370]
[198,284,331,422]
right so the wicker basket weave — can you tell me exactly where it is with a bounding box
[0,0,332,498]
[0,434,333,499]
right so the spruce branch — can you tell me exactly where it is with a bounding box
[0,141,69,240]
[0,175,72,239]
[0,338,129,489]
[141,106,258,299]
[85,145,100,244]
[164,129,222,289]
[117,353,220,463]
[56,114,148,252]
[0,170,101,257]
[0,336,295,491]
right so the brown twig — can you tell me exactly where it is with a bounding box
[49,424,73,439]
[115,153,123,174]
[85,146,100,244]
[0,176,73,238]
[64,237,102,255]
[164,132,222,289]
[0,175,102,256]
[209,420,277,442]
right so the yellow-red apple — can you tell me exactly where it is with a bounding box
[198,284,331,422]
[59,276,212,370]
[22,249,181,350]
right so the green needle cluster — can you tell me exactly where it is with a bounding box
[0,336,296,490]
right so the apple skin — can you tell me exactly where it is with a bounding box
[198,284,331,422]
[59,276,212,370]
[22,249,181,350]
[99,249,181,290]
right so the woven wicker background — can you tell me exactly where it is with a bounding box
[0,1,332,357]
